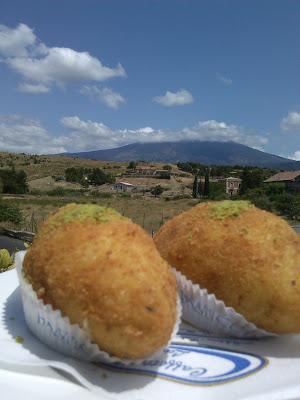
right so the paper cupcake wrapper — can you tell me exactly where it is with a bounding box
[15,251,182,364]
[174,269,276,338]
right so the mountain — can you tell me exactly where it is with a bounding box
[275,160,300,171]
[67,141,294,168]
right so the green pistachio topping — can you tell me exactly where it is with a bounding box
[59,203,123,223]
[44,203,125,233]
[187,232,193,241]
[207,200,253,219]
[15,335,24,344]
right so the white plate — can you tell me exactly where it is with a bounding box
[0,269,105,400]
[2,269,300,400]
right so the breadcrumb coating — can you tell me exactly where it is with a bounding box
[24,204,177,359]
[154,200,300,333]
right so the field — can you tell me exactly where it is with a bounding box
[0,150,199,233]
[1,151,300,237]
[0,152,128,180]
[0,152,183,180]
[3,194,199,235]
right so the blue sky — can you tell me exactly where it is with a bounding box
[0,0,300,159]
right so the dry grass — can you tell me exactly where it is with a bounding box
[117,177,173,186]
[28,176,83,191]
[4,195,199,234]
[0,152,128,180]
[0,152,183,181]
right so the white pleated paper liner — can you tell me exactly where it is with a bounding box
[174,268,276,338]
[15,251,182,365]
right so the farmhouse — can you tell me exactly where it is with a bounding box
[112,181,136,192]
[135,166,157,175]
[264,171,300,192]
[153,170,171,179]
[225,177,242,196]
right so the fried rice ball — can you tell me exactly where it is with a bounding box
[23,204,177,359]
[154,200,300,334]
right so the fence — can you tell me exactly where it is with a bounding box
[0,228,35,243]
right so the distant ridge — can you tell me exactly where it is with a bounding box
[66,141,293,168]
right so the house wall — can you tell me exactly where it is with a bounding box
[286,181,300,192]
[135,168,155,176]
[225,179,241,196]
[113,183,135,192]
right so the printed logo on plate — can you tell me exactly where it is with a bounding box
[100,342,266,385]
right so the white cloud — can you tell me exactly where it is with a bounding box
[0,115,65,154]
[294,151,300,161]
[0,23,36,57]
[153,89,194,106]
[138,127,154,134]
[181,120,268,149]
[17,82,50,94]
[0,115,268,154]
[281,111,300,132]
[59,117,268,152]
[79,85,125,109]
[216,73,232,86]
[60,116,117,150]
[288,150,300,161]
[0,23,126,92]
[7,47,126,85]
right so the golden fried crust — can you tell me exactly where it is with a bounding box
[24,219,177,359]
[154,202,300,333]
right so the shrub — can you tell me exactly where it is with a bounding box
[272,193,300,220]
[241,186,300,219]
[208,182,227,200]
[29,189,43,196]
[0,201,23,224]
[46,187,68,196]
[46,187,82,197]
[250,194,273,212]
[90,191,113,198]
[264,182,285,198]
[128,161,137,169]
[118,192,131,198]
[167,194,192,200]
[151,185,164,197]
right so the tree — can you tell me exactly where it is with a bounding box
[151,185,164,197]
[192,175,199,198]
[177,162,206,175]
[163,165,172,171]
[88,168,115,186]
[203,168,210,197]
[192,169,203,198]
[128,161,137,170]
[239,167,265,194]
[65,167,115,186]
[198,177,203,197]
[0,169,28,194]
[65,167,86,184]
